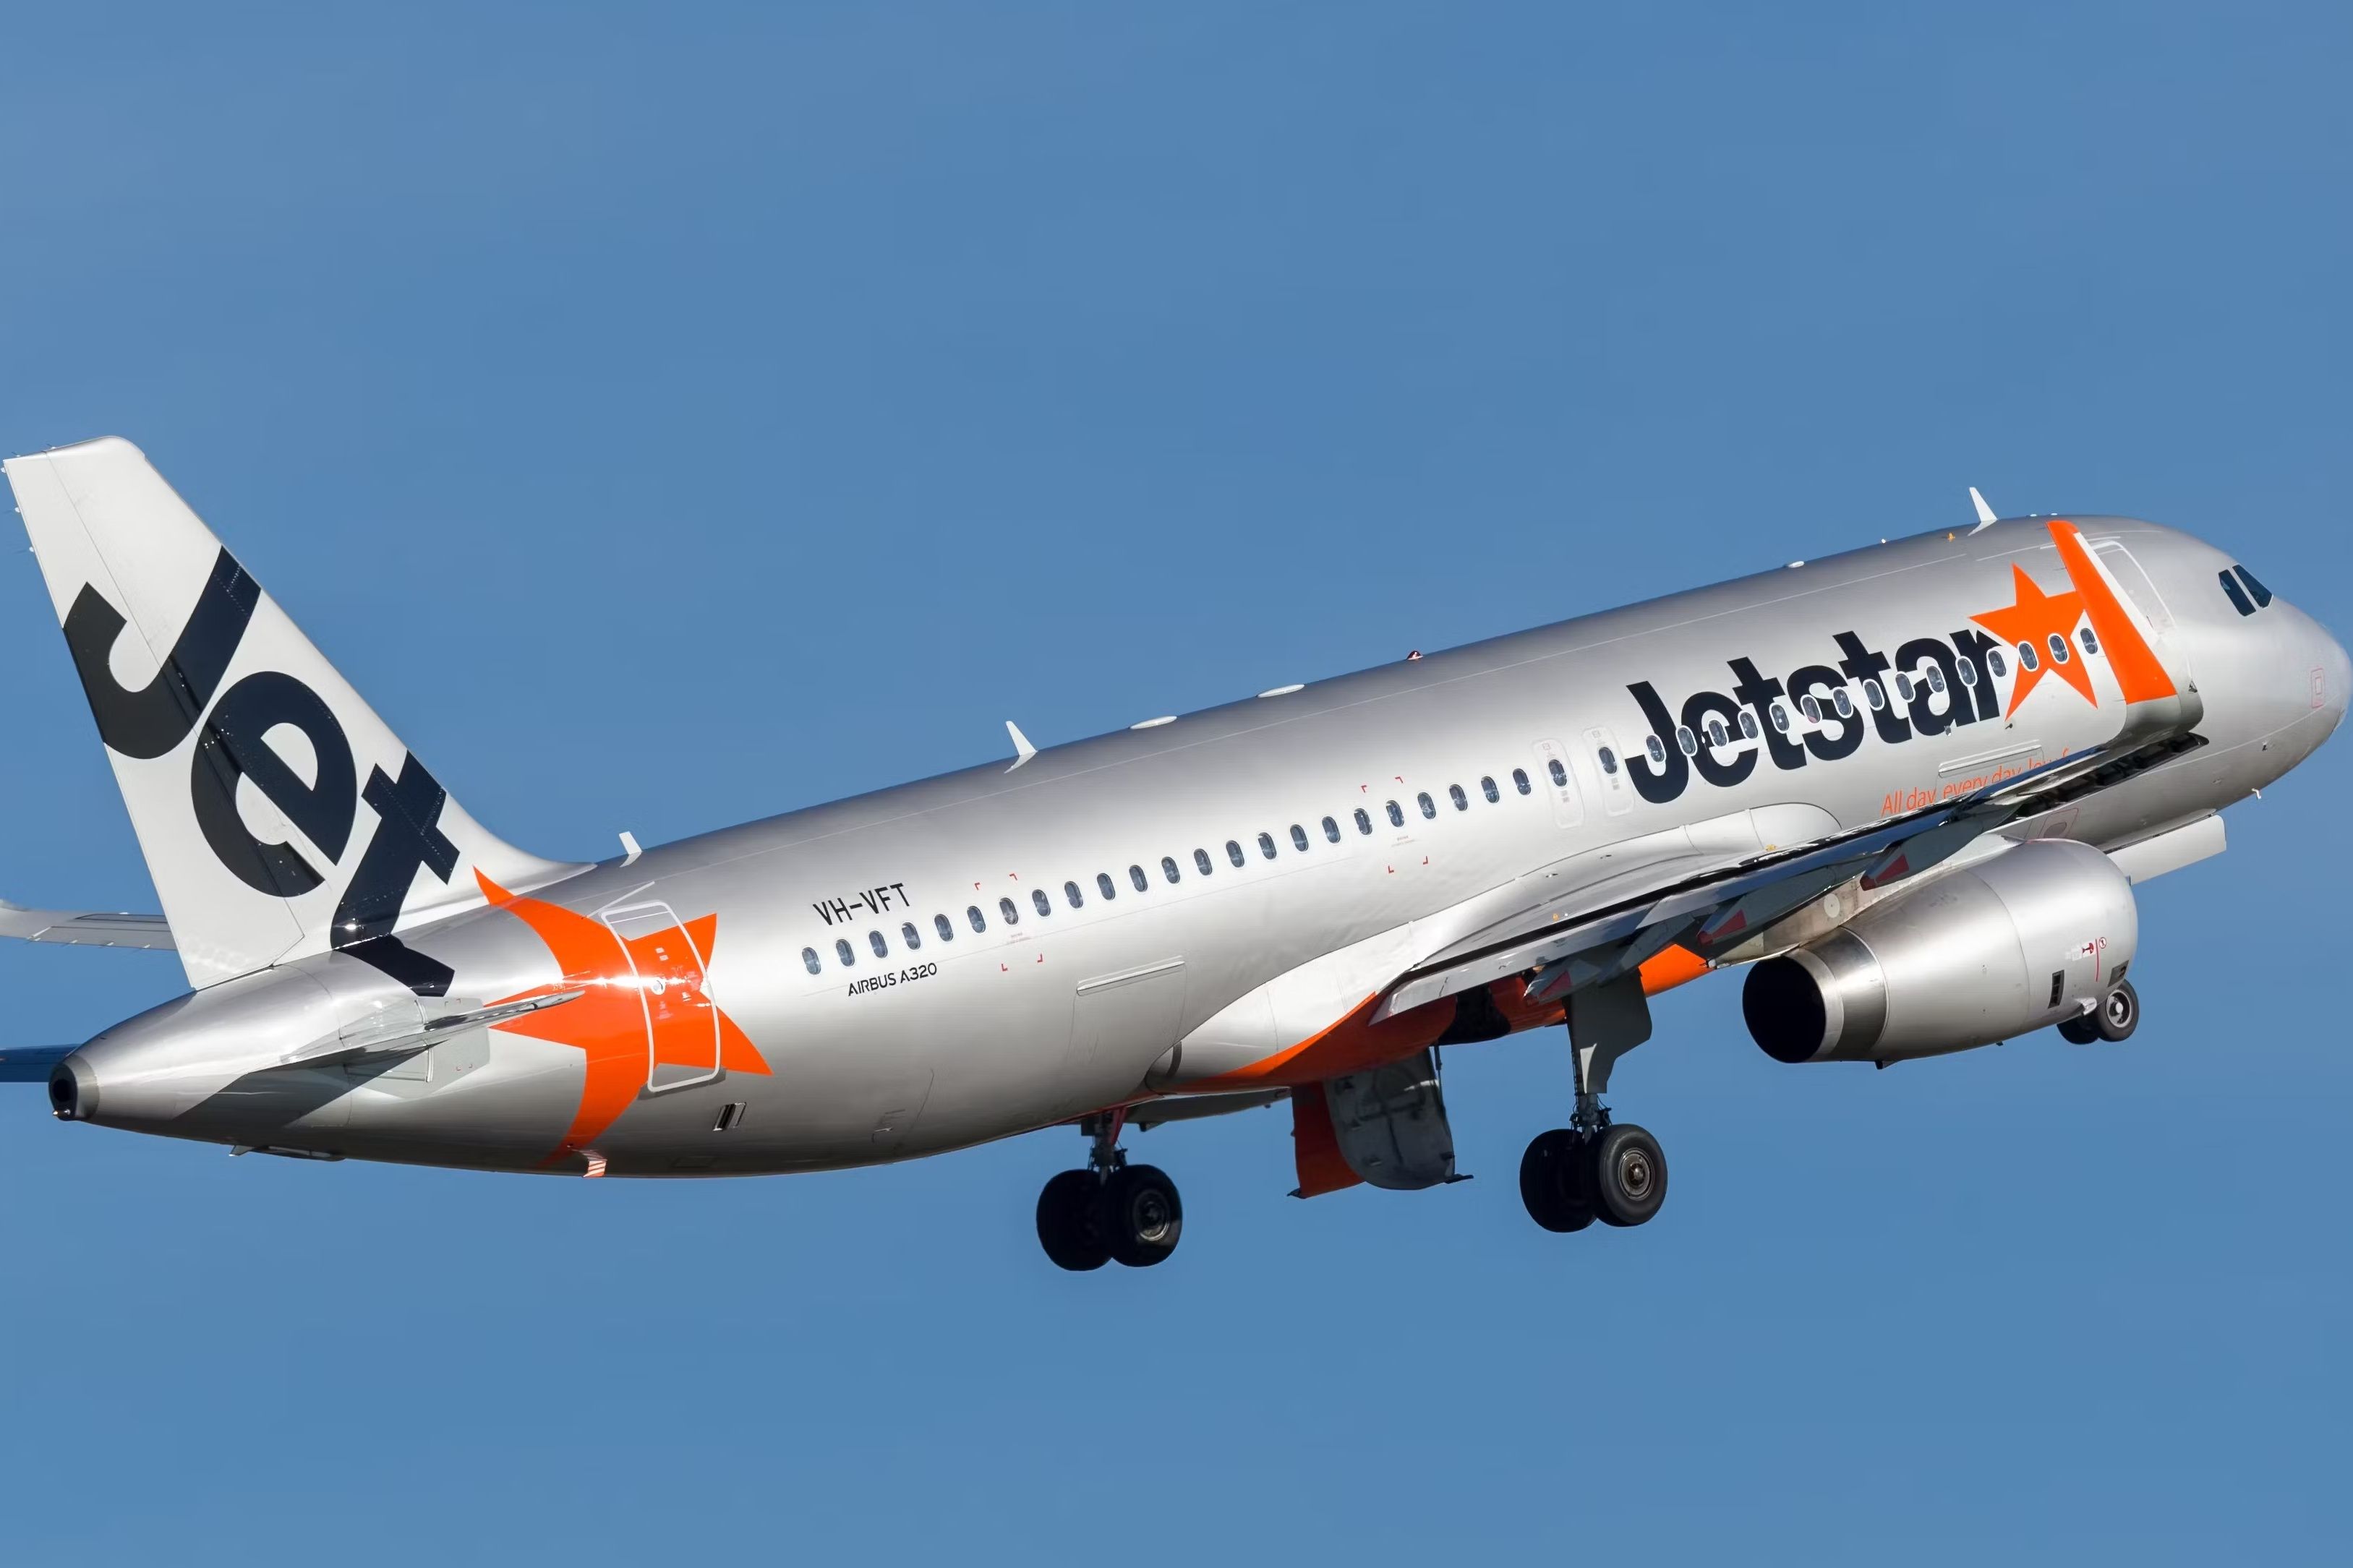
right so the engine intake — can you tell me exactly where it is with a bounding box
[1743,839,2137,1064]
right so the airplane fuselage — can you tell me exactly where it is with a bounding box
[55,513,2348,1176]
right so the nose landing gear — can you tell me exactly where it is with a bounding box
[2058,978,2140,1044]
[1035,1109,1184,1272]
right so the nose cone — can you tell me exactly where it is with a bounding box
[2320,620,2351,734]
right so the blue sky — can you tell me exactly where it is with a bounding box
[2,3,2347,1561]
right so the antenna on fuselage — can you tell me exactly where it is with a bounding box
[1968,487,1999,531]
[1005,720,1038,772]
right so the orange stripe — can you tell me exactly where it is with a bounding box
[2049,520,2176,703]
[1638,943,1711,995]
[1289,1084,1362,1197]
[1182,945,1715,1092]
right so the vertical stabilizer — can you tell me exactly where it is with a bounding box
[4,437,578,990]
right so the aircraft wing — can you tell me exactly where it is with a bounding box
[0,899,175,950]
[1379,721,2208,1021]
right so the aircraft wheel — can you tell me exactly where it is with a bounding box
[1036,1170,1111,1272]
[1103,1164,1183,1268]
[1519,1128,1596,1233]
[2057,1013,2101,1045]
[2096,979,2140,1043]
[1589,1123,1668,1228]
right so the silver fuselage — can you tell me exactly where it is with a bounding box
[61,516,2349,1173]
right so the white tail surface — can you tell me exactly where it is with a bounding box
[4,437,578,990]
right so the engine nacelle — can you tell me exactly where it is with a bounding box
[1743,839,2137,1064]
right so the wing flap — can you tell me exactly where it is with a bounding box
[1378,722,2209,1023]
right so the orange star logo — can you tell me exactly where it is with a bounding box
[475,872,769,1166]
[1971,563,2095,716]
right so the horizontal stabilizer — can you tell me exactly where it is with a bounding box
[0,898,174,951]
[277,988,584,1068]
[0,1044,77,1082]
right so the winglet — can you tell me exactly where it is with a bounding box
[1969,487,1999,530]
[1005,720,1038,771]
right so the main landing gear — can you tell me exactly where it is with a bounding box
[1035,1109,1184,1272]
[2058,977,2140,1045]
[1520,972,1670,1234]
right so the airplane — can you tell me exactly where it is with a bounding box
[1,439,2342,1271]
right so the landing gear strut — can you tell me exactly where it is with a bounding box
[1035,1109,1184,1272]
[2059,977,2140,1045]
[1520,973,1670,1233]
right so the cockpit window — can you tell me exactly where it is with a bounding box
[2234,565,2273,609]
[2219,570,2255,617]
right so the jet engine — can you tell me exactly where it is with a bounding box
[1742,839,2137,1065]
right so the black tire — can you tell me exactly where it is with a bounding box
[1589,1123,1668,1228]
[2096,979,2139,1043]
[1035,1170,1111,1272]
[2057,1013,2101,1045]
[1103,1164,1183,1268]
[1519,1128,1596,1233]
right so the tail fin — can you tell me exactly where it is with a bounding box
[4,437,578,991]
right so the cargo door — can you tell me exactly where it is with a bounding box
[1061,959,1187,1115]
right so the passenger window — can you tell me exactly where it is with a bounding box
[1290,823,1310,851]
[1770,701,1790,731]
[935,913,955,942]
[1386,800,1405,827]
[1354,808,1373,835]
[1893,672,1915,702]
[1064,881,1083,909]
[1194,848,1214,876]
[1547,759,1567,787]
[1832,688,1854,719]
[1323,815,1341,841]
[1596,748,1618,774]
[1863,679,1885,710]
[1448,784,1467,810]
[2235,565,2273,607]
[802,946,822,975]
[1261,831,1280,859]
[1957,657,1977,687]
[1986,648,2009,677]
[1926,665,1946,695]
[968,904,986,933]
[1739,710,1759,740]
[1032,888,1051,917]
[1513,768,1532,794]
[1131,865,1149,892]
[1417,792,1436,818]
[868,930,888,959]
[1480,776,1500,802]
[2078,627,2099,656]
[835,938,856,967]
[1001,896,1021,925]
[2219,570,2255,615]
[2017,641,2040,672]
[1675,726,1698,755]
[2047,633,2070,664]
[1098,873,1117,901]
[1226,839,1245,867]
[902,921,921,950]
[1705,717,1728,747]
[1645,735,1667,765]
[1801,695,1822,723]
